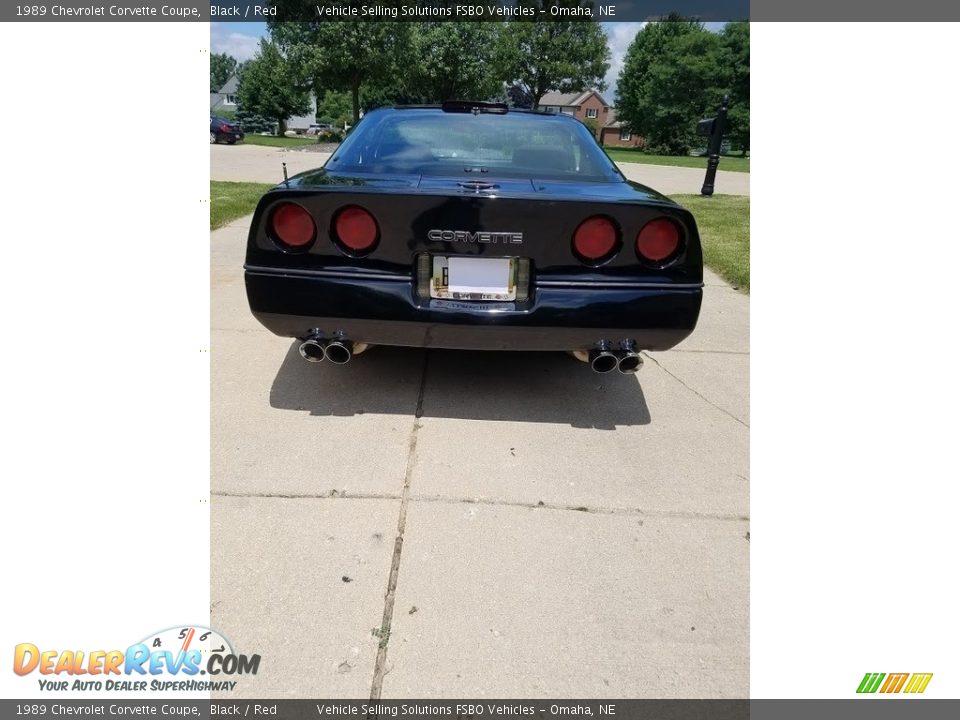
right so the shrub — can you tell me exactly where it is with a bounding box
[317,130,344,143]
[235,108,276,134]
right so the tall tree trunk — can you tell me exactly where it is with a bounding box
[352,80,360,124]
[278,118,287,135]
[532,77,549,110]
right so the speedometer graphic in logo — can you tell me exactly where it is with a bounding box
[138,625,233,674]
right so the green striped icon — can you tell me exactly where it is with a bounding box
[857,673,886,693]
[857,672,933,694]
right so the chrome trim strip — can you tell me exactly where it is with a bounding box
[244,265,408,282]
[245,265,703,291]
[536,280,704,290]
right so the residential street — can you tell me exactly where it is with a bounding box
[210,143,751,196]
[210,144,750,698]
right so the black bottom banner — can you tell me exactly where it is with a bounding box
[3,699,959,720]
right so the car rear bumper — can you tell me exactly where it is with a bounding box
[215,131,244,142]
[244,268,702,352]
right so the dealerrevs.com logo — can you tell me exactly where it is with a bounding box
[857,672,933,694]
[13,626,260,692]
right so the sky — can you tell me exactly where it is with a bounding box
[210,21,726,103]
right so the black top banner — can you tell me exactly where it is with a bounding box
[8,0,960,21]
[236,0,745,21]
[6,0,748,22]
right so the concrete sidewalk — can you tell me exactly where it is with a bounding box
[210,211,749,698]
[211,143,750,196]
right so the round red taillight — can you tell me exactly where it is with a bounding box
[636,218,681,263]
[333,205,379,254]
[572,216,619,263]
[271,203,316,250]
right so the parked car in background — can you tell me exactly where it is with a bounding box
[210,116,244,145]
[305,123,334,136]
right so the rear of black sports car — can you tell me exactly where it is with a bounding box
[244,103,703,373]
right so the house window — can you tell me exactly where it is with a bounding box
[545,106,559,113]
[586,108,598,119]
[225,95,236,105]
[619,128,632,141]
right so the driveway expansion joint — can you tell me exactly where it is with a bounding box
[210,490,403,501]
[413,494,749,522]
[369,351,429,700]
[210,491,748,522]
[642,351,750,428]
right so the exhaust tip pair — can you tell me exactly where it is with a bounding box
[589,340,643,375]
[298,336,353,365]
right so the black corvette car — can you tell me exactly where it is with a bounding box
[244,102,702,373]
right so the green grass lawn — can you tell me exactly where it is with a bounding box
[210,181,273,230]
[240,134,318,148]
[608,149,749,173]
[671,194,750,291]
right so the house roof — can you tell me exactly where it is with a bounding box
[218,74,239,94]
[539,91,583,107]
[604,109,625,128]
[538,89,609,108]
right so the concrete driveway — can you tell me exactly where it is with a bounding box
[210,147,749,698]
[211,143,750,197]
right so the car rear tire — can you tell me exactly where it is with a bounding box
[210,132,216,144]
[227,139,237,145]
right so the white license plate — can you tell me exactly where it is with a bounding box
[430,256,518,301]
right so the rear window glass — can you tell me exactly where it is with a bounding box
[326,110,620,182]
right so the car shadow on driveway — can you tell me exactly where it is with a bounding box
[269,341,651,429]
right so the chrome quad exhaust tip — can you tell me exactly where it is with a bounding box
[298,336,327,363]
[617,340,644,374]
[298,330,369,365]
[588,341,619,374]
[323,338,353,365]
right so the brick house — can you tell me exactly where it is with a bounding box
[536,90,643,148]
[598,109,644,148]
[537,90,610,125]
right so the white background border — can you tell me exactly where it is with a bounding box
[0,22,210,699]
[0,20,957,701]
[751,22,959,698]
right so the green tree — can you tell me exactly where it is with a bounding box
[718,22,749,154]
[496,3,609,108]
[357,84,422,113]
[210,52,237,92]
[582,117,599,139]
[615,19,723,155]
[268,4,412,123]
[235,108,276,134]
[409,23,503,103]
[237,39,311,134]
[316,90,353,128]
